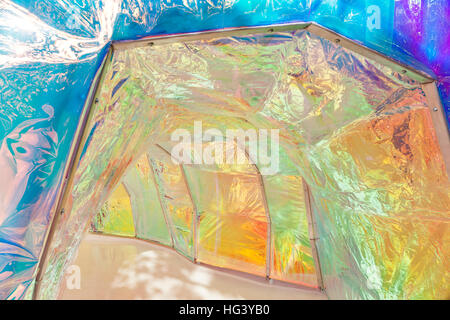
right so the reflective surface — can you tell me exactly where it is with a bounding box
[59,233,326,300]
[150,148,195,259]
[39,29,449,300]
[1,0,449,300]
[91,183,135,237]
[125,155,172,246]
[265,175,316,286]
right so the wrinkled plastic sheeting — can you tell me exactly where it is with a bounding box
[91,152,175,245]
[1,0,449,299]
[264,175,316,286]
[112,0,450,125]
[90,140,318,286]
[0,0,115,299]
[36,29,449,299]
[309,104,450,299]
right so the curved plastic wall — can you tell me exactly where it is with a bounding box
[0,1,449,299]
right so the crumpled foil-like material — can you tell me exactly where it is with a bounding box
[38,29,449,300]
[1,0,449,300]
[91,140,318,286]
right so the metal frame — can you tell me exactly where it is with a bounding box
[306,23,434,83]
[32,21,450,299]
[32,47,113,300]
[179,164,200,263]
[113,21,449,173]
[149,152,197,259]
[148,155,182,252]
[164,136,275,280]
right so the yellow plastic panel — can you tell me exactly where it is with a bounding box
[185,167,268,277]
[91,183,135,237]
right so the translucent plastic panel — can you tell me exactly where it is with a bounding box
[150,148,194,259]
[159,139,257,176]
[264,40,448,298]
[37,29,449,300]
[309,105,450,299]
[264,175,317,286]
[91,183,135,237]
[185,167,268,277]
[122,154,172,246]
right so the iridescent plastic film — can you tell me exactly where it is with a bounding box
[2,0,450,300]
[91,183,135,237]
[37,29,449,300]
[150,147,195,259]
[309,103,450,299]
[125,154,172,246]
[265,175,316,286]
[185,167,268,277]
